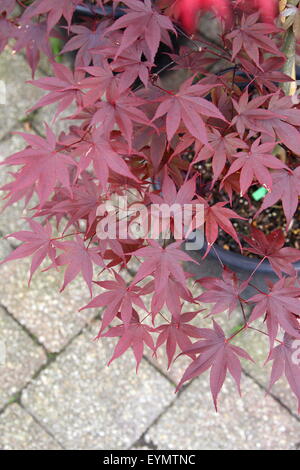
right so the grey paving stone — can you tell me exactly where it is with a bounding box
[145,372,300,450]
[0,306,47,409]
[33,102,79,138]
[0,258,99,352]
[0,404,62,450]
[0,48,43,139]
[232,326,300,413]
[22,323,175,450]
[0,238,12,259]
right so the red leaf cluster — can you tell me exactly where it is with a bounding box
[1,0,300,412]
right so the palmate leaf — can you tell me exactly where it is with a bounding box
[70,128,139,188]
[249,277,300,347]
[194,129,247,183]
[197,196,244,254]
[28,62,85,118]
[257,94,300,156]
[0,220,56,284]
[155,309,204,368]
[1,0,300,414]
[239,57,292,93]
[60,21,111,67]
[22,0,82,32]
[81,271,147,330]
[78,62,115,107]
[142,274,196,320]
[111,46,153,92]
[52,235,104,296]
[231,90,280,138]
[196,267,248,316]
[99,310,155,371]
[152,77,226,144]
[177,320,254,410]
[13,20,54,78]
[106,0,176,62]
[90,86,152,147]
[1,125,75,205]
[244,227,300,278]
[224,138,287,195]
[132,240,194,297]
[256,167,300,226]
[268,333,300,413]
[226,12,282,66]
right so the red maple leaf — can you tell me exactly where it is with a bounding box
[132,240,194,295]
[111,46,153,92]
[81,271,147,330]
[60,21,111,67]
[44,173,102,232]
[256,167,300,226]
[224,138,287,195]
[106,0,176,62]
[78,62,115,107]
[155,309,204,368]
[196,267,248,316]
[197,196,243,254]
[226,12,282,66]
[22,0,82,32]
[71,128,138,188]
[239,57,293,94]
[193,129,247,183]
[258,94,300,156]
[29,62,85,118]
[1,125,75,205]
[231,90,280,138]
[52,235,104,295]
[143,274,196,320]
[0,220,56,283]
[99,310,155,371]
[177,320,253,409]
[249,277,300,346]
[90,86,152,147]
[152,77,226,143]
[13,20,54,77]
[267,333,300,413]
[244,227,300,278]
[149,171,199,239]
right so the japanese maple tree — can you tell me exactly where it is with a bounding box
[1,0,300,412]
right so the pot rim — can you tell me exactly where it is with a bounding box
[206,243,300,274]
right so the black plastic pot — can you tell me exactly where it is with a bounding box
[74,4,126,19]
[74,3,300,296]
[186,242,300,299]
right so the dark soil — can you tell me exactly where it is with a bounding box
[187,157,300,254]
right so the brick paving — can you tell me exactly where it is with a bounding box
[0,47,300,450]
